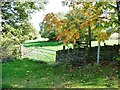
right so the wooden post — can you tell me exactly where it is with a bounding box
[97,42,100,64]
[20,44,23,58]
[104,43,106,46]
[63,45,65,50]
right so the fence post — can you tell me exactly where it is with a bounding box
[63,45,65,50]
[97,42,100,64]
[20,44,23,58]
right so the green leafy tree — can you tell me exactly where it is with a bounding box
[0,1,48,61]
[1,1,48,35]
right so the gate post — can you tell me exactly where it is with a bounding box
[20,44,23,58]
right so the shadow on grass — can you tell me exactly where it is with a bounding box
[2,84,13,89]
[23,41,62,47]
[2,58,119,88]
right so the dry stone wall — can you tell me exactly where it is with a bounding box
[56,45,120,65]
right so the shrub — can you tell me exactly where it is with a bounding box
[0,36,20,63]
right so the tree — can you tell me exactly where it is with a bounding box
[57,1,118,64]
[57,2,100,45]
[57,1,118,43]
[0,1,48,60]
[40,13,66,41]
[116,0,120,24]
[1,1,48,36]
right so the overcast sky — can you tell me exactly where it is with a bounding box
[30,0,70,31]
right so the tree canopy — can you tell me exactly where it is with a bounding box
[40,12,66,41]
[0,1,48,59]
[1,1,48,44]
[56,1,119,44]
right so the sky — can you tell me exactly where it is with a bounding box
[30,0,70,31]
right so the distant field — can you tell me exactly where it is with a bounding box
[91,40,119,47]
[24,40,119,48]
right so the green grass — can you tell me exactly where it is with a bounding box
[2,59,119,88]
[23,41,63,47]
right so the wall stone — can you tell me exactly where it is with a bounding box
[56,45,120,65]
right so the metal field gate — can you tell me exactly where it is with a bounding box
[21,45,57,63]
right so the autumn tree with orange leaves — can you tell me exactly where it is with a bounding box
[60,1,118,64]
[41,1,118,46]
[40,13,66,41]
[57,2,118,45]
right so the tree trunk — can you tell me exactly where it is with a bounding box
[88,26,91,48]
[116,0,120,23]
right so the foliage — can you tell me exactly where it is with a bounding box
[56,2,118,44]
[0,23,36,61]
[40,13,63,41]
[40,11,67,41]
[2,22,36,44]
[56,11,66,20]
[0,1,47,60]
[1,1,48,42]
[0,36,19,62]
[56,6,84,44]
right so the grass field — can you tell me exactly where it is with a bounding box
[2,40,119,88]
[2,58,119,88]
